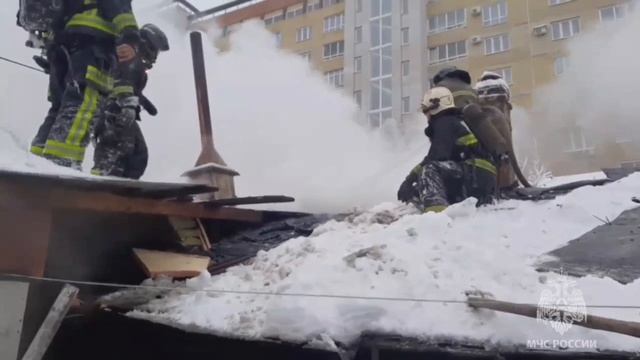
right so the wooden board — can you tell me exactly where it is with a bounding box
[133,249,211,278]
[0,168,216,199]
[201,195,295,207]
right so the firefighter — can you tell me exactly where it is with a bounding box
[92,23,169,179]
[397,87,496,213]
[19,0,140,170]
[475,71,519,191]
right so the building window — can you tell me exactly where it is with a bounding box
[323,40,344,59]
[564,126,593,153]
[549,0,573,5]
[484,33,510,55]
[402,96,411,114]
[299,51,312,63]
[428,9,466,34]
[354,56,362,73]
[356,0,362,13]
[600,4,626,22]
[483,1,508,27]
[264,12,284,26]
[369,0,393,128]
[324,13,345,33]
[429,40,467,64]
[355,26,363,44]
[325,0,343,6]
[401,60,410,77]
[368,110,392,128]
[554,56,569,75]
[296,26,312,42]
[488,66,513,84]
[401,27,409,45]
[325,69,344,88]
[275,32,282,47]
[401,0,409,15]
[354,90,362,108]
[307,0,321,13]
[551,17,580,40]
[286,5,304,19]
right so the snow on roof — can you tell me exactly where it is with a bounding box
[127,175,640,351]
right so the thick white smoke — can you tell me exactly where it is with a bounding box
[0,2,425,213]
[525,8,640,173]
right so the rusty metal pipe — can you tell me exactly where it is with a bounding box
[189,31,219,166]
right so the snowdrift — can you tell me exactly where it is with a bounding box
[125,174,640,351]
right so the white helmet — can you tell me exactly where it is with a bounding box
[475,72,511,102]
[421,87,456,116]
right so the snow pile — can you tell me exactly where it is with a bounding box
[128,174,640,351]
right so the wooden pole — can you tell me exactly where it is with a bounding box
[467,297,640,339]
[22,285,79,360]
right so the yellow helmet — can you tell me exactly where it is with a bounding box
[421,87,456,116]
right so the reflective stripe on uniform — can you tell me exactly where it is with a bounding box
[66,10,116,36]
[43,140,85,162]
[465,158,497,175]
[424,205,447,213]
[86,65,114,94]
[456,133,479,146]
[113,13,138,34]
[111,85,134,97]
[67,86,99,147]
[30,146,44,156]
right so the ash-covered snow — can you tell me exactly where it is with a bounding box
[127,174,640,351]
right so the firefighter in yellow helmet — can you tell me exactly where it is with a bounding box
[397,87,497,213]
[18,0,140,170]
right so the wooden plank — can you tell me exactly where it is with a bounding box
[0,169,217,199]
[196,219,212,249]
[48,188,263,222]
[133,249,210,278]
[0,281,29,360]
[201,195,295,207]
[22,284,79,360]
[467,297,640,339]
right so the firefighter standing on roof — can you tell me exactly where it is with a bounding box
[397,87,496,213]
[18,0,140,170]
[92,24,169,179]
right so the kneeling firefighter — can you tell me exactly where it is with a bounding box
[92,23,169,179]
[397,87,497,213]
[432,67,531,193]
[19,0,140,170]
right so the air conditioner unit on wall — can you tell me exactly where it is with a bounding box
[533,24,548,36]
[471,36,482,45]
[471,7,482,16]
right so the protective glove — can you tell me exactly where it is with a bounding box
[397,179,416,203]
[32,55,50,73]
[105,96,139,125]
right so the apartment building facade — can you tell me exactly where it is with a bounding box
[343,0,429,127]
[202,0,346,88]
[424,0,637,174]
[202,0,637,175]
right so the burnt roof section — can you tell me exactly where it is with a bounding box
[538,205,640,284]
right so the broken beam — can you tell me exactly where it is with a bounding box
[49,188,262,222]
[22,284,79,360]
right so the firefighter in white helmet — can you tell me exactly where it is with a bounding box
[397,87,497,213]
[474,71,522,191]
